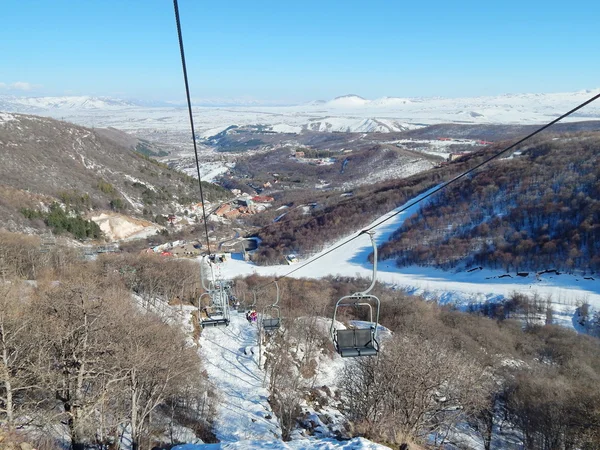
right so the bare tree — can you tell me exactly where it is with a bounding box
[29,269,128,450]
[341,336,492,445]
[0,281,37,427]
[116,313,203,450]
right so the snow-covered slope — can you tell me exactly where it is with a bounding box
[196,312,391,449]
[326,94,370,107]
[199,315,281,442]
[173,437,391,449]
[218,186,600,318]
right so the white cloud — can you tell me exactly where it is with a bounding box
[0,82,7,89]
[11,81,40,91]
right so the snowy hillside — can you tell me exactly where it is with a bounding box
[218,186,600,324]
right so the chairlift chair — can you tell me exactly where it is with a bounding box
[200,289,231,327]
[331,295,380,357]
[261,280,281,332]
[330,231,381,357]
[199,256,231,327]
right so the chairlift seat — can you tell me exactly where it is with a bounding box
[201,317,230,327]
[200,317,229,328]
[262,318,280,332]
[335,328,378,357]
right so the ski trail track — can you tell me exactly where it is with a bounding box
[199,313,282,442]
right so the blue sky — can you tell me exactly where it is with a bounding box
[1,0,598,103]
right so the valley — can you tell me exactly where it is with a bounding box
[2,90,600,450]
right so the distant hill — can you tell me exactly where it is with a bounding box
[0,112,230,235]
[378,132,600,274]
[0,95,139,112]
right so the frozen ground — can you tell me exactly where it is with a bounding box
[3,89,600,142]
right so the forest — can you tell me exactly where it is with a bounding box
[250,158,466,265]
[0,231,215,449]
[378,132,600,274]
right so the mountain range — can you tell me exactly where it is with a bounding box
[2,89,600,143]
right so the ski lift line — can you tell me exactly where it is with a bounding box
[173,0,212,255]
[252,92,600,293]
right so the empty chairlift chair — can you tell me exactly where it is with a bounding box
[199,256,231,327]
[262,280,281,332]
[200,291,231,327]
[330,231,381,357]
[331,296,380,357]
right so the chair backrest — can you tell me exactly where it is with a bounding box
[335,329,378,357]
[263,318,280,330]
[354,329,374,348]
[336,329,356,349]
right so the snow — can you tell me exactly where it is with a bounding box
[181,161,229,182]
[0,95,136,110]
[0,112,16,124]
[199,314,281,442]
[173,437,390,449]
[199,125,238,138]
[4,89,600,142]
[124,174,157,192]
[271,123,303,133]
[196,305,391,448]
[215,186,600,317]
[327,95,370,107]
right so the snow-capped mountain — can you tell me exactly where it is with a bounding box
[326,94,370,107]
[0,95,138,111]
[1,89,599,140]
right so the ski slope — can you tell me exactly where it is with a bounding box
[196,312,391,449]
[219,186,600,313]
[199,314,281,442]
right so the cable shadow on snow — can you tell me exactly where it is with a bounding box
[201,333,263,383]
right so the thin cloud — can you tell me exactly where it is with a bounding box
[0,82,7,89]
[11,81,41,91]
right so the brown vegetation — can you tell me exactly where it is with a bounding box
[379,133,600,274]
[0,232,215,449]
[0,113,230,234]
[237,275,600,448]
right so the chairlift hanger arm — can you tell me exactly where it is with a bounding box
[272,279,280,307]
[357,230,377,296]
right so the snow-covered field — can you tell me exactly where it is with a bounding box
[216,186,600,319]
[2,89,600,142]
